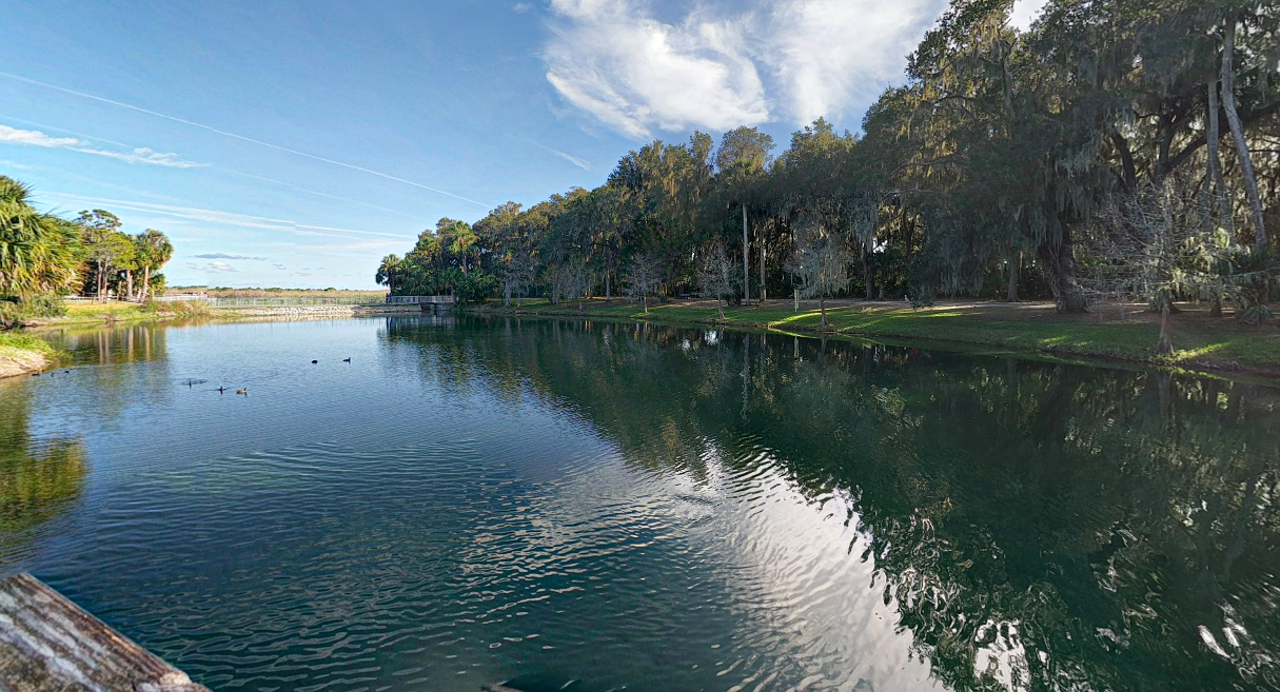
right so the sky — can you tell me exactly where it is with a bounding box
[0,0,1047,289]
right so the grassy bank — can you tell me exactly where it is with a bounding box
[24,300,213,327]
[0,331,55,379]
[467,298,1280,378]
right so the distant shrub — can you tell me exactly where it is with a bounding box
[0,294,67,327]
[21,294,67,318]
[0,300,20,329]
[140,300,210,317]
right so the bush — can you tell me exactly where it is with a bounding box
[21,294,66,318]
[0,301,20,330]
[0,294,67,327]
[139,300,211,317]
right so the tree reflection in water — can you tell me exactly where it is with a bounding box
[388,316,1280,692]
[0,383,86,569]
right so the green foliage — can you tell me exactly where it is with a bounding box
[385,0,1279,324]
[1,176,83,299]
[0,294,66,328]
[138,300,210,317]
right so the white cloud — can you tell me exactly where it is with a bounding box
[542,0,944,137]
[0,124,79,148]
[544,0,770,138]
[0,123,204,168]
[765,0,942,125]
[1008,0,1047,32]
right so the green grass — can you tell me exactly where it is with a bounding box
[469,298,1280,375]
[33,300,211,326]
[0,330,55,357]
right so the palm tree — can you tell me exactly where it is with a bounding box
[134,230,173,301]
[376,254,403,295]
[0,176,80,299]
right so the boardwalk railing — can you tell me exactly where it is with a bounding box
[205,296,380,307]
[385,295,456,305]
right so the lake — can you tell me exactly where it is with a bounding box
[1,316,1277,692]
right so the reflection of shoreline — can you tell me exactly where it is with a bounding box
[0,384,86,570]
[387,318,1280,692]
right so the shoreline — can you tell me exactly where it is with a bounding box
[6,298,1277,382]
[0,333,52,379]
[464,298,1280,382]
[25,302,422,328]
[3,304,422,379]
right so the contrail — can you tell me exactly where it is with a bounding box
[0,70,491,208]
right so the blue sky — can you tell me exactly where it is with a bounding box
[0,0,1046,289]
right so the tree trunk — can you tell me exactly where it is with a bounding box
[1156,293,1173,354]
[863,251,872,300]
[717,299,724,321]
[794,287,799,312]
[504,280,511,308]
[126,270,133,302]
[97,261,105,302]
[819,294,827,328]
[759,227,766,303]
[1206,78,1232,237]
[742,204,750,305]
[605,272,611,304]
[1038,234,1089,313]
[1221,16,1268,248]
[142,266,151,301]
[1006,251,1020,302]
[643,293,649,314]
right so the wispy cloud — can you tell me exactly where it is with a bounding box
[0,71,490,207]
[531,140,591,169]
[187,260,238,273]
[272,263,288,271]
[43,194,414,242]
[543,0,943,136]
[0,125,79,148]
[193,253,268,261]
[0,123,204,168]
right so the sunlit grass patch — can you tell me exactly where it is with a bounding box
[0,331,55,356]
[467,299,1280,376]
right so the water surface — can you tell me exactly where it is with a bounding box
[2,317,1277,692]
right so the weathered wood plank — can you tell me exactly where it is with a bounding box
[0,573,209,692]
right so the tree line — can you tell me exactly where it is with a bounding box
[1,175,174,324]
[377,0,1276,346]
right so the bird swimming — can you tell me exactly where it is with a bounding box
[343,357,351,362]
[311,359,318,364]
[217,386,226,393]
[236,388,248,395]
